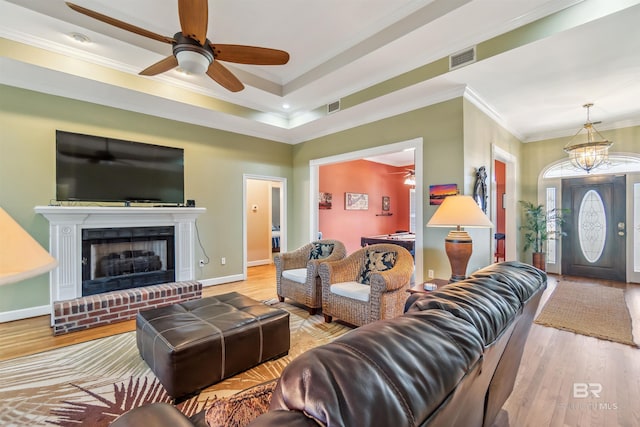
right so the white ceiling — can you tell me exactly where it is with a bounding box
[1,0,640,150]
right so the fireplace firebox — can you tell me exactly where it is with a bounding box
[81,226,175,296]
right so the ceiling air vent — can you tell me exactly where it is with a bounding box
[449,46,476,70]
[327,100,341,114]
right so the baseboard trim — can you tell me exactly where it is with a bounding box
[0,273,250,322]
[247,259,272,267]
[200,274,245,287]
[0,304,50,323]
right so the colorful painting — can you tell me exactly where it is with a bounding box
[429,184,457,205]
[319,192,332,209]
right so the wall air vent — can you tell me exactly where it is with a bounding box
[449,46,476,70]
[327,100,341,114]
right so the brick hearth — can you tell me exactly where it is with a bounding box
[52,281,202,335]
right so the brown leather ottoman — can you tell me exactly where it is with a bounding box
[136,292,290,399]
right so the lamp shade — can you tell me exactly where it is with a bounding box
[427,195,493,282]
[0,208,57,286]
[427,195,493,228]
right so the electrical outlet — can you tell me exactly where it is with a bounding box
[428,269,435,279]
[221,257,226,265]
[199,259,205,267]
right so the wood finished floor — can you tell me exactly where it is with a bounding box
[0,265,638,427]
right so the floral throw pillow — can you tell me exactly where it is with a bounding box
[309,242,335,260]
[358,250,397,285]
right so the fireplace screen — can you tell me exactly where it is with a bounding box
[82,226,175,296]
[91,240,166,279]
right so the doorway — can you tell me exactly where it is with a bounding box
[309,138,424,283]
[492,145,517,262]
[494,159,506,262]
[243,175,286,279]
[561,175,626,281]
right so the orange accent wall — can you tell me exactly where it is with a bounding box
[319,159,412,253]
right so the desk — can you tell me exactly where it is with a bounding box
[360,232,415,252]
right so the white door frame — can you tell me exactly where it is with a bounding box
[309,137,424,284]
[243,174,287,279]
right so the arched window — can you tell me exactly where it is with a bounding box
[543,153,640,179]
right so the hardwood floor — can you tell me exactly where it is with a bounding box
[0,264,279,362]
[0,265,638,426]
[494,274,640,427]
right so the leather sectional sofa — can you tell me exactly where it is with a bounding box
[249,261,546,427]
[111,261,547,427]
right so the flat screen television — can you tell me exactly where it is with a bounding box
[56,130,184,204]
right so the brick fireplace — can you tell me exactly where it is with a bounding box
[35,206,206,332]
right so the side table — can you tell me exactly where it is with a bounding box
[407,278,449,295]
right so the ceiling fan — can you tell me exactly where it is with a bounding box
[388,168,415,177]
[388,168,415,185]
[65,0,290,92]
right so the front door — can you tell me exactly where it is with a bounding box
[561,175,626,281]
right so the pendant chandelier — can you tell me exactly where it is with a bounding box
[563,103,613,173]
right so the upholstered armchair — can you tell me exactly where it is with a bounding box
[319,243,414,326]
[274,239,346,314]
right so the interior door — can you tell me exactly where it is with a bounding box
[561,175,626,281]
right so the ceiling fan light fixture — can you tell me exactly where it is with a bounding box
[176,50,210,75]
[404,174,416,186]
[69,32,91,44]
[65,1,288,92]
[563,103,613,173]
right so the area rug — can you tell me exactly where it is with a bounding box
[534,281,636,347]
[0,301,352,427]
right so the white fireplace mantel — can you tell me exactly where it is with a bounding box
[34,206,206,304]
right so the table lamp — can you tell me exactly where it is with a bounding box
[427,195,493,282]
[0,207,58,286]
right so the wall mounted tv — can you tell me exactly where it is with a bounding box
[56,130,184,204]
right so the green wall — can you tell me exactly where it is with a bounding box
[463,99,523,273]
[0,84,293,313]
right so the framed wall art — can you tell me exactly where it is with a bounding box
[345,192,369,210]
[429,184,458,205]
[382,196,390,211]
[319,192,333,209]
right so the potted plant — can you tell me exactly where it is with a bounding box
[519,200,567,271]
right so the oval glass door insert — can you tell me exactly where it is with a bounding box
[578,189,606,263]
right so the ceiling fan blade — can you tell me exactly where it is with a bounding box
[139,56,179,76]
[66,2,174,45]
[210,44,290,65]
[206,61,244,92]
[178,0,208,46]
